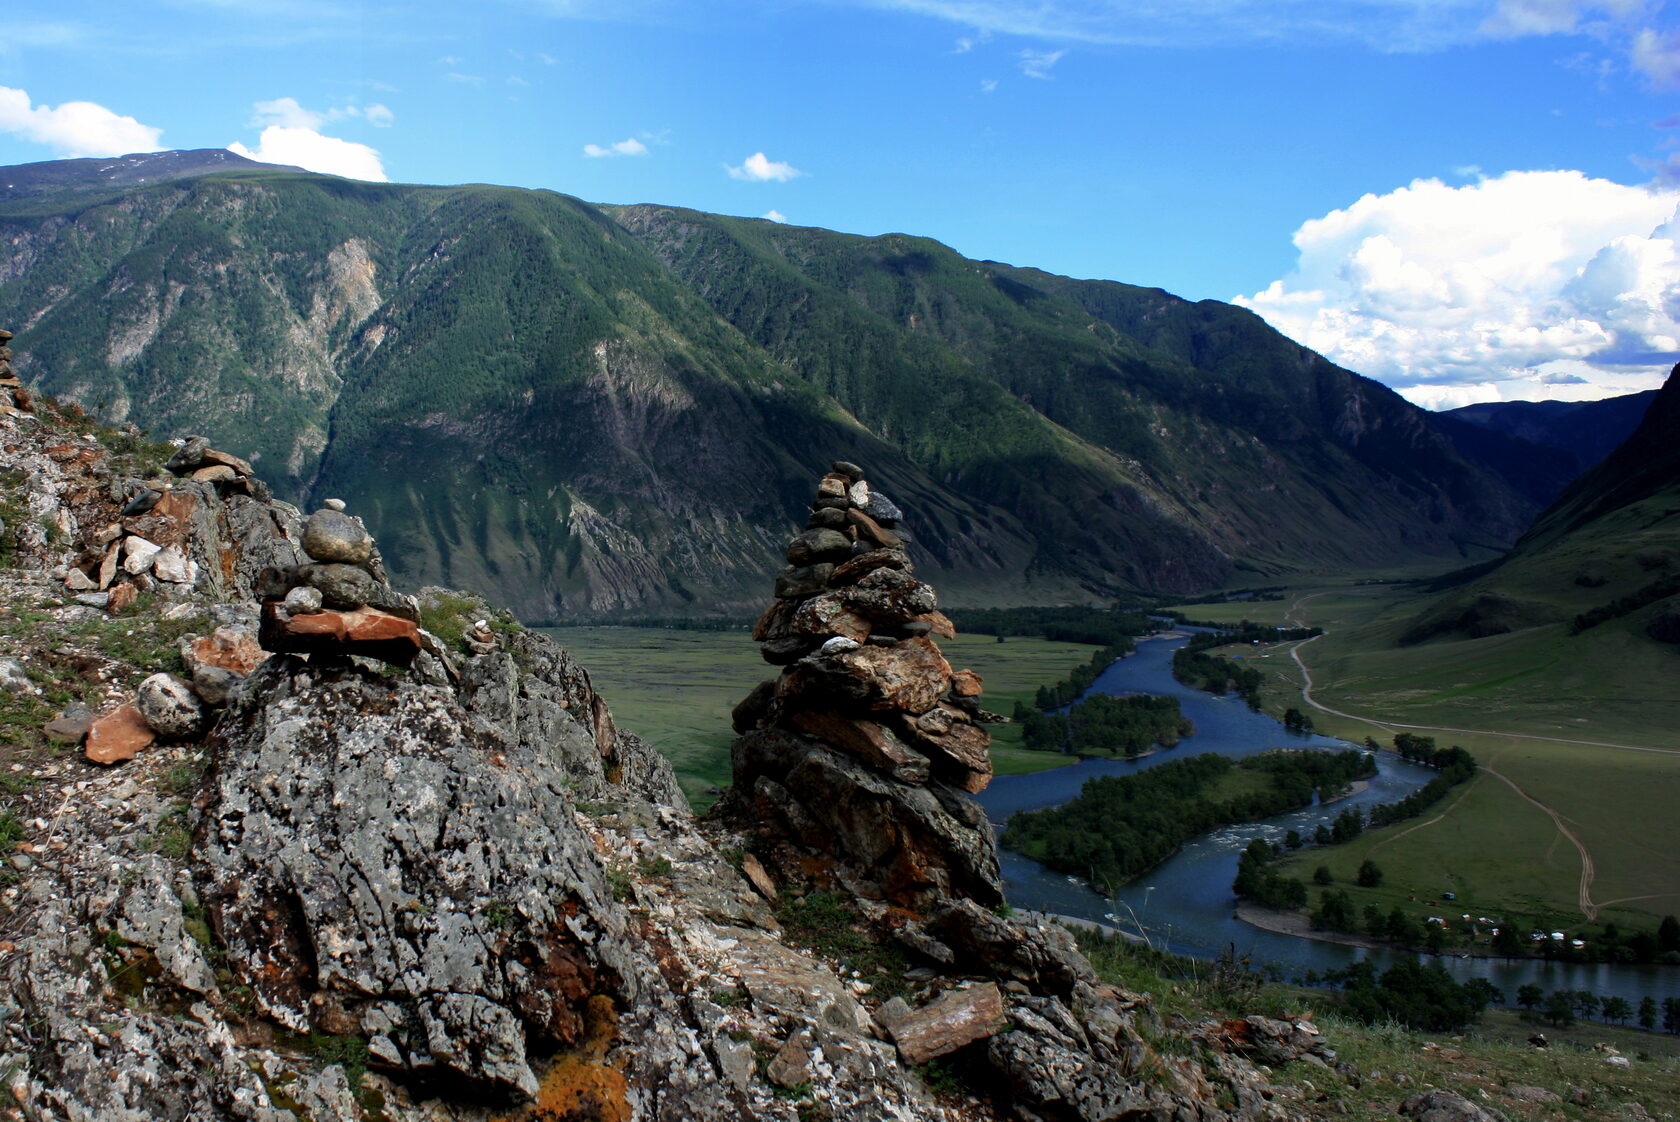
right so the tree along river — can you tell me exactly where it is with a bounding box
[978,630,1680,1006]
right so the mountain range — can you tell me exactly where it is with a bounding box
[0,149,1642,620]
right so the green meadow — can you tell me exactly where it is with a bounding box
[542,626,1093,807]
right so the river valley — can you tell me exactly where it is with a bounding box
[980,631,1680,1006]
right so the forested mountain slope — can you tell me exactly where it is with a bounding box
[0,154,1556,618]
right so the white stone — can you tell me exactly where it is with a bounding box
[152,545,198,585]
[63,568,97,592]
[0,659,39,695]
[121,536,163,575]
[323,498,347,511]
[848,481,870,507]
[821,636,861,655]
[284,586,324,615]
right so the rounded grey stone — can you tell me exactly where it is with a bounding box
[295,563,375,609]
[136,673,206,738]
[301,509,374,565]
[322,498,347,512]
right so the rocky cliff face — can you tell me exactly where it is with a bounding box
[0,355,1344,1120]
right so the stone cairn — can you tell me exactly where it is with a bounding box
[0,328,27,415]
[256,501,425,667]
[162,433,265,498]
[723,461,1003,911]
[62,433,268,611]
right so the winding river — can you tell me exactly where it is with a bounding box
[979,631,1680,1005]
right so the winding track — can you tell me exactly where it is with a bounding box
[1275,593,1674,920]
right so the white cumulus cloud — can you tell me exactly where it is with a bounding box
[764,209,788,223]
[728,151,804,182]
[1235,170,1680,408]
[229,97,390,181]
[583,136,649,158]
[0,86,163,158]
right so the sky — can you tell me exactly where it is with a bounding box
[2,1,1679,410]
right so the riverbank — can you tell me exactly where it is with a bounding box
[1234,902,1393,952]
[1235,902,1521,963]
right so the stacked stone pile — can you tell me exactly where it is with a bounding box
[256,499,424,666]
[162,432,268,499]
[722,462,1003,911]
[743,460,992,792]
[0,327,28,414]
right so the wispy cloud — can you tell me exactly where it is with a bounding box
[728,151,804,182]
[847,0,1679,60]
[0,85,163,157]
[1631,26,1680,87]
[583,136,650,157]
[1018,47,1065,78]
[980,77,999,92]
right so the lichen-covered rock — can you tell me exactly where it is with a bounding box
[300,507,374,566]
[198,655,643,1100]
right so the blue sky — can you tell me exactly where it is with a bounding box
[3,0,1679,408]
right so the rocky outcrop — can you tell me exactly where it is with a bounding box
[718,462,1002,911]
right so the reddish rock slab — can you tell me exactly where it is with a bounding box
[902,703,992,792]
[834,636,951,715]
[752,598,797,641]
[259,603,422,666]
[846,507,901,549]
[740,852,779,903]
[951,669,983,698]
[888,982,1006,1065]
[106,583,138,614]
[791,710,931,784]
[200,448,254,475]
[911,611,957,639]
[85,705,156,765]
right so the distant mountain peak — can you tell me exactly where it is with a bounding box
[0,148,304,201]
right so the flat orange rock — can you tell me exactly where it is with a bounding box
[85,704,155,765]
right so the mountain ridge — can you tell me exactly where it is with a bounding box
[0,154,1562,619]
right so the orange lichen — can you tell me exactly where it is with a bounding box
[499,995,629,1122]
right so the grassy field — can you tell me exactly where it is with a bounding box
[1165,577,1680,933]
[542,627,1095,806]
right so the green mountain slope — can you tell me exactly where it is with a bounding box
[613,208,1540,573]
[0,155,1559,618]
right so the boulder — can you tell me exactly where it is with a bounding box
[1400,1089,1512,1122]
[300,509,374,566]
[840,566,935,622]
[184,626,267,677]
[165,436,210,474]
[121,535,162,575]
[789,593,872,643]
[785,528,852,566]
[886,982,1005,1065]
[135,673,206,738]
[151,545,197,585]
